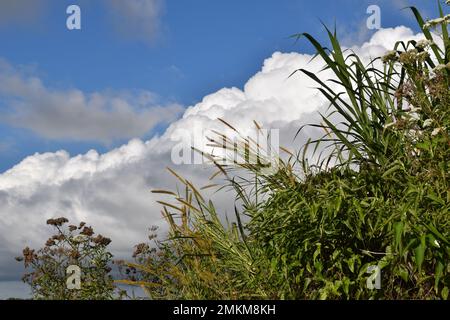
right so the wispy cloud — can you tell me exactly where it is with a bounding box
[0,59,183,143]
[105,0,165,44]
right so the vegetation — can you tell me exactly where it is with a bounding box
[18,3,449,300]
[121,3,450,300]
[16,218,119,300]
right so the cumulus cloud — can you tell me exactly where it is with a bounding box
[0,27,427,284]
[0,59,182,143]
[105,0,164,43]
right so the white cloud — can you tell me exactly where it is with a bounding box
[353,26,423,57]
[0,59,183,143]
[0,27,427,284]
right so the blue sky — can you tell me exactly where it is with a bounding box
[0,0,441,174]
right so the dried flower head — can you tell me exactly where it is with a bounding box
[80,226,94,236]
[46,217,69,226]
[133,243,150,258]
[92,234,112,246]
[69,250,81,259]
[45,239,56,247]
[381,50,398,63]
[52,234,65,241]
[416,39,434,49]
[22,247,36,267]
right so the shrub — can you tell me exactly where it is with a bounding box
[16,217,119,300]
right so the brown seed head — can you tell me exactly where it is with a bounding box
[80,226,94,236]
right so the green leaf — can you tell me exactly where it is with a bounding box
[442,287,449,300]
[382,162,405,179]
[398,266,409,282]
[424,224,450,246]
[426,192,445,206]
[394,221,404,252]
[414,235,426,272]
[435,262,444,293]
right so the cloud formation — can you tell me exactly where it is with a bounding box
[0,27,426,285]
[0,59,182,143]
[106,0,164,43]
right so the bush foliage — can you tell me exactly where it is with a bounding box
[16,218,118,300]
